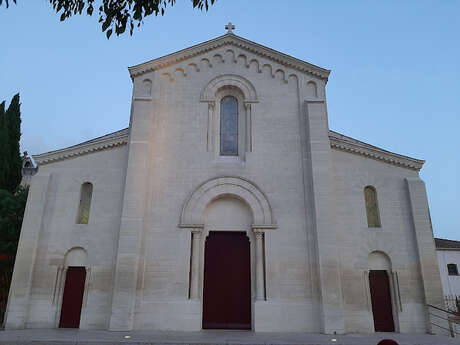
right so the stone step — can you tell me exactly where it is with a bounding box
[0,330,458,345]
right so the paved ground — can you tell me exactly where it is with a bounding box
[0,329,459,345]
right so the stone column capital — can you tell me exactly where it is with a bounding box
[191,229,202,237]
[253,227,265,300]
[252,229,264,239]
[179,224,204,231]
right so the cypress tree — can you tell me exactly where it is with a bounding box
[0,101,8,191]
[5,94,21,192]
[0,94,26,324]
[0,94,21,192]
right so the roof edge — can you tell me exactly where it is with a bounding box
[32,127,424,170]
[329,130,425,171]
[128,33,331,81]
[435,238,460,250]
[33,128,129,165]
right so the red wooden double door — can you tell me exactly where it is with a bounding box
[369,270,395,332]
[59,266,86,328]
[202,231,251,329]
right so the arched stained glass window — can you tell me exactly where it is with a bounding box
[364,186,381,228]
[220,96,238,156]
[76,182,93,224]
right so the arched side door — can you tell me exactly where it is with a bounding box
[369,270,395,332]
[59,266,86,328]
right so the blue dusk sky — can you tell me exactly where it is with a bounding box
[1,1,459,240]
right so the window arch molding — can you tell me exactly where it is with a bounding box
[201,75,258,159]
[200,74,258,103]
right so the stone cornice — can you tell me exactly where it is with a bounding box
[32,127,424,171]
[128,33,331,81]
[33,130,129,165]
[329,134,424,171]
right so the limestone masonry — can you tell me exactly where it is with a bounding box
[4,25,445,334]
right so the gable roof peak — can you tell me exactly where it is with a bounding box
[128,32,331,81]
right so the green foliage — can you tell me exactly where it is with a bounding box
[0,187,28,326]
[1,0,216,39]
[0,0,16,8]
[0,187,28,260]
[0,92,23,324]
[0,94,21,193]
[6,94,21,193]
[0,102,7,193]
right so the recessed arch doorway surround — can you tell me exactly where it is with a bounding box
[367,251,397,332]
[179,176,276,329]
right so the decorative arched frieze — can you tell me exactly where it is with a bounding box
[200,74,258,103]
[225,49,237,63]
[162,72,174,82]
[275,69,287,83]
[237,54,248,67]
[200,58,212,69]
[187,63,200,73]
[262,64,274,78]
[128,34,331,81]
[174,67,187,78]
[212,53,224,64]
[179,176,275,228]
[249,59,261,73]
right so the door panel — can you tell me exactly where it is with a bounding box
[202,231,251,329]
[369,270,395,332]
[59,266,86,328]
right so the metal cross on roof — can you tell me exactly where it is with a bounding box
[225,22,235,34]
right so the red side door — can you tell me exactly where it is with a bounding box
[369,270,395,332]
[59,266,86,328]
[202,231,251,329]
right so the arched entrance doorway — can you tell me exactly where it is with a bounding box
[368,251,395,332]
[59,267,86,328]
[59,247,88,328]
[202,231,251,329]
[179,176,277,330]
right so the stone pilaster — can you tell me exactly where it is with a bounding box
[189,228,203,300]
[109,97,152,331]
[303,99,345,334]
[244,102,252,152]
[5,173,52,329]
[206,102,214,152]
[253,228,265,301]
[406,177,445,333]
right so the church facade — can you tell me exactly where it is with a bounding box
[5,26,444,334]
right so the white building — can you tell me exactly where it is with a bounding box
[4,25,445,334]
[436,238,460,300]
